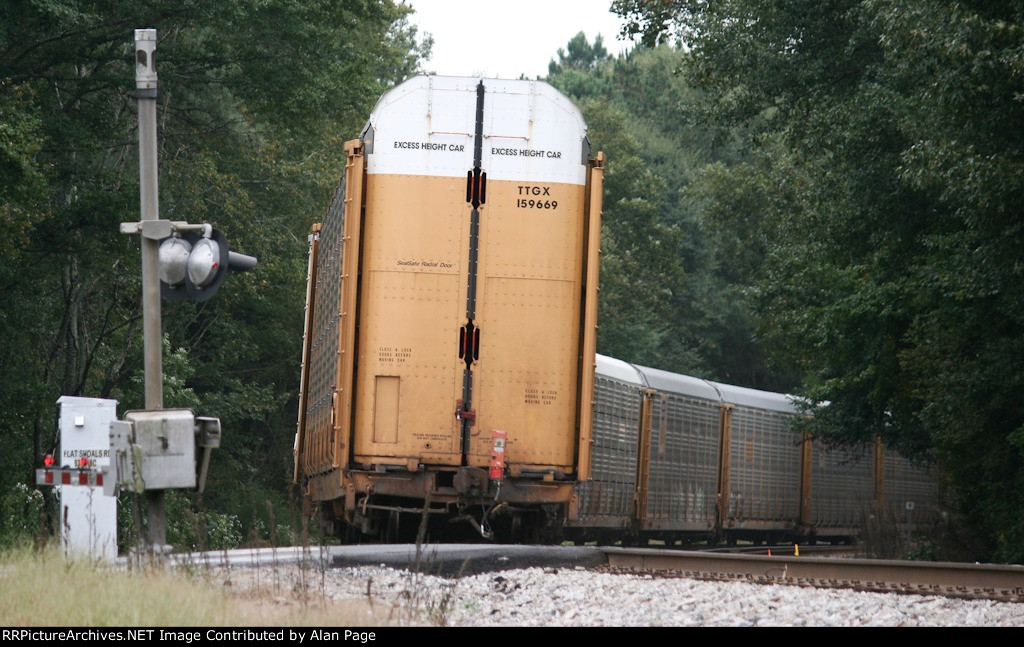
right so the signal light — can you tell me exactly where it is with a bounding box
[187,237,221,287]
[158,236,192,286]
[158,228,257,302]
[78,457,89,468]
[44,454,55,467]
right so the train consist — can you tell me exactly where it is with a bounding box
[566,355,942,546]
[294,74,941,545]
[294,75,604,542]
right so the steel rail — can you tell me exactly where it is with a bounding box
[601,547,1024,603]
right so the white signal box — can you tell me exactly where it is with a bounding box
[55,396,118,560]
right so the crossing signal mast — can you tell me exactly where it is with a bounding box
[36,29,256,560]
[118,28,255,552]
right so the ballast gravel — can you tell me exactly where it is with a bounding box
[223,564,1024,627]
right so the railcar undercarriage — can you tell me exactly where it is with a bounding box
[310,466,572,544]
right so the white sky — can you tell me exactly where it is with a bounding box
[404,1,636,79]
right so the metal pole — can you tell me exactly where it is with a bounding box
[135,28,166,551]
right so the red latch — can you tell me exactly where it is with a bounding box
[455,400,476,425]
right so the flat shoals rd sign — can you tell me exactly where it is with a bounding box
[55,396,118,560]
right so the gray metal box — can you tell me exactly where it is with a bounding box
[124,409,196,489]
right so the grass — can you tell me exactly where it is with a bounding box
[0,544,381,626]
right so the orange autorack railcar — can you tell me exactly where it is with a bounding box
[294,75,604,542]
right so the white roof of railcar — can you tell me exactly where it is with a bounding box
[709,381,800,414]
[634,364,721,402]
[596,355,802,413]
[363,75,588,185]
[595,354,644,386]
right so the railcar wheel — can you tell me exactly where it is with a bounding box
[509,512,524,543]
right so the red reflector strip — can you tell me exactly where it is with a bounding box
[37,468,104,488]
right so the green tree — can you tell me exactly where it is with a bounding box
[546,35,780,385]
[548,31,611,75]
[0,0,428,547]
[614,0,1024,561]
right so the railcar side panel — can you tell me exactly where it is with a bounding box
[296,143,365,502]
[809,442,875,535]
[633,367,721,533]
[569,356,644,529]
[716,384,802,532]
[880,448,942,531]
[726,408,801,530]
[294,222,320,484]
[640,392,720,531]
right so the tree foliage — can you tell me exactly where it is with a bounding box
[546,34,784,387]
[0,0,428,546]
[614,0,1024,561]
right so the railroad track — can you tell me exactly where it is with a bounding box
[162,544,1024,604]
[702,543,856,557]
[601,547,1024,603]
